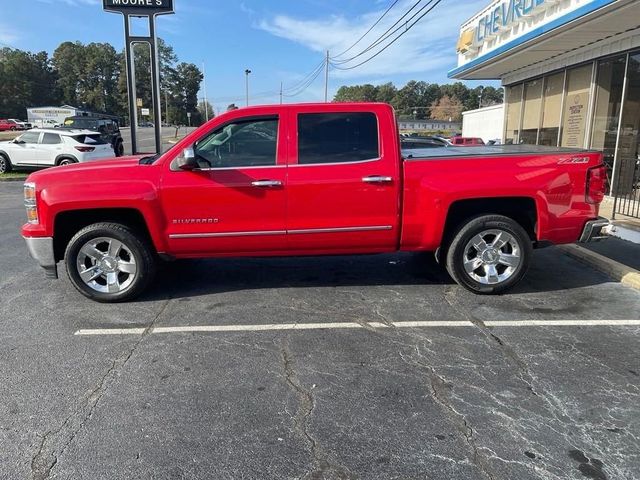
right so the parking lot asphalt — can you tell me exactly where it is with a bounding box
[1,181,639,480]
[120,126,197,155]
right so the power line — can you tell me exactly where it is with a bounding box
[334,0,401,58]
[331,0,443,71]
[331,0,424,64]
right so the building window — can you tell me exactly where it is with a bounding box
[591,55,626,193]
[539,72,564,146]
[504,84,523,144]
[521,79,543,145]
[560,64,592,148]
[615,52,640,197]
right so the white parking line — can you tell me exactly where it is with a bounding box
[74,319,640,336]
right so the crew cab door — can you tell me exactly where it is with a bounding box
[161,113,288,255]
[286,107,400,252]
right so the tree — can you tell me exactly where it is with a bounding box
[334,84,379,102]
[430,95,464,122]
[197,100,215,124]
[78,43,121,113]
[0,48,57,118]
[168,62,203,125]
[375,82,397,104]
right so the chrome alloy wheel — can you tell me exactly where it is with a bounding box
[76,237,138,293]
[462,229,521,285]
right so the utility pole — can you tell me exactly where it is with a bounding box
[164,89,168,126]
[245,69,252,107]
[280,81,283,104]
[202,62,209,121]
[324,50,329,102]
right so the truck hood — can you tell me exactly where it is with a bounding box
[26,155,153,185]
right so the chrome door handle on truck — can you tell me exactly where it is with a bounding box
[362,175,393,184]
[251,180,282,187]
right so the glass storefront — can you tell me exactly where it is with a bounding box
[504,49,640,194]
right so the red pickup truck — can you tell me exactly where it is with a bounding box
[21,103,609,302]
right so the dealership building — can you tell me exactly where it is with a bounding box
[450,0,640,203]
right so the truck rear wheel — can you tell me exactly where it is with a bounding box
[445,215,531,294]
[64,222,156,302]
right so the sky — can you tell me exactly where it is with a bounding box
[0,0,495,114]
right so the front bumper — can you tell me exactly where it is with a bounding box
[23,236,58,279]
[578,217,611,243]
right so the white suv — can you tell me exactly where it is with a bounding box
[0,129,115,173]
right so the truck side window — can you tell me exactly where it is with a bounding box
[194,118,278,168]
[298,112,379,164]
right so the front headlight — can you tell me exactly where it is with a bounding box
[24,182,38,224]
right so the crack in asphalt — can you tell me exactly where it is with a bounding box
[279,338,356,480]
[29,298,172,480]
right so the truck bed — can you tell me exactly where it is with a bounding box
[402,144,597,160]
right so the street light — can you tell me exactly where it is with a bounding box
[245,69,252,107]
[478,86,484,109]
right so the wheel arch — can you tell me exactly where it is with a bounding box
[442,197,538,249]
[53,208,155,262]
[55,154,79,166]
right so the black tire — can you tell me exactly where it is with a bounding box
[9,126,16,131]
[57,157,76,166]
[0,153,12,174]
[64,222,156,302]
[115,141,124,157]
[445,215,532,294]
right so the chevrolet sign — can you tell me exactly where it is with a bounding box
[103,0,174,15]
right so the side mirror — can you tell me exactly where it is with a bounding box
[177,147,198,170]
[13,139,25,145]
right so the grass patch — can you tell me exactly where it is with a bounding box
[0,172,29,181]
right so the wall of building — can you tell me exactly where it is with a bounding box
[462,104,505,143]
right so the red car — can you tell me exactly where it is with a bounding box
[0,119,24,131]
[21,102,608,302]
[450,136,485,146]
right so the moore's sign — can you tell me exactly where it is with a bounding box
[103,0,174,15]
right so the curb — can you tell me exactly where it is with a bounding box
[559,244,640,291]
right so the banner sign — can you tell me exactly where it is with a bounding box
[103,0,174,15]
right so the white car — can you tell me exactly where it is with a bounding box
[0,129,115,173]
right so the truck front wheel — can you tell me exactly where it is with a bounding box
[445,215,532,294]
[64,222,156,302]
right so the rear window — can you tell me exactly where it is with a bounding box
[71,134,107,145]
[298,112,379,164]
[41,133,61,144]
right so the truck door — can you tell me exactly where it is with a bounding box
[286,107,400,252]
[161,113,288,255]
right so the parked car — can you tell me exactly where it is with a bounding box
[8,119,32,130]
[21,102,608,302]
[0,129,114,173]
[450,136,485,146]
[61,116,124,156]
[139,122,154,128]
[401,136,450,149]
[0,119,24,131]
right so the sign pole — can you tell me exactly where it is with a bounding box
[123,15,139,154]
[103,0,174,155]
[149,15,162,154]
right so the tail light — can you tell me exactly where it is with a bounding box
[75,146,95,152]
[586,165,606,204]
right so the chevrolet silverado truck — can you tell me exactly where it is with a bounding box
[21,103,609,302]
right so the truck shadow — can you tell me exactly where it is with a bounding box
[142,248,610,301]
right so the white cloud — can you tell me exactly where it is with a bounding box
[257,0,488,81]
[0,23,19,47]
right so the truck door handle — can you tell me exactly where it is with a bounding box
[362,175,393,184]
[251,180,283,188]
